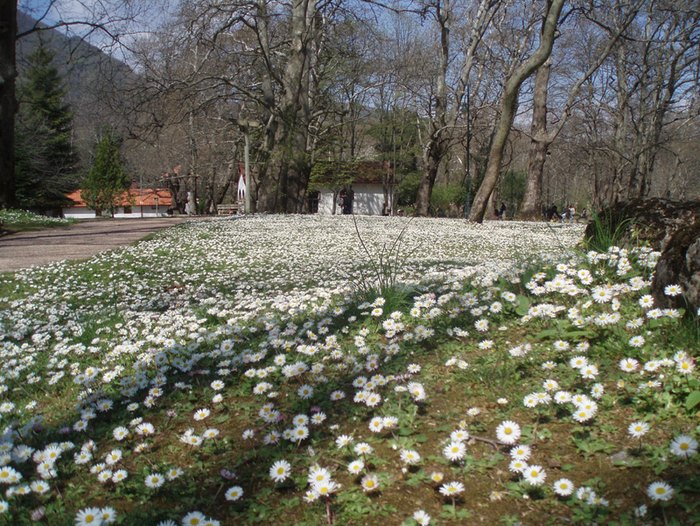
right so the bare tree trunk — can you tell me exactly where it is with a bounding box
[260,0,318,213]
[251,0,276,212]
[416,142,444,216]
[414,0,497,216]
[382,160,392,215]
[414,0,450,216]
[217,161,235,205]
[205,167,216,214]
[520,59,551,220]
[468,0,564,223]
[0,0,17,208]
[520,2,639,218]
[611,41,630,205]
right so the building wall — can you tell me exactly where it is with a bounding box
[63,207,96,219]
[318,190,336,215]
[353,184,386,215]
[318,184,389,216]
[63,206,167,219]
[113,206,167,218]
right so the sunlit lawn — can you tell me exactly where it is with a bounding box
[0,209,74,233]
[0,215,697,525]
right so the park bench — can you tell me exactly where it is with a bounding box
[217,204,239,215]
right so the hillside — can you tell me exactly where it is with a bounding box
[15,10,136,164]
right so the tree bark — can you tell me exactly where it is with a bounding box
[519,2,638,218]
[414,0,496,216]
[416,142,444,216]
[256,0,318,213]
[611,39,629,205]
[0,1,17,208]
[414,0,450,216]
[520,59,551,220]
[468,0,564,223]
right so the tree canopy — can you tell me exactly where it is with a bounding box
[82,130,130,217]
[15,42,79,210]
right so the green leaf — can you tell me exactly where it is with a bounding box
[515,295,530,316]
[686,391,700,411]
[535,328,559,340]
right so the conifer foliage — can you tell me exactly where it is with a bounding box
[15,42,79,210]
[82,129,130,217]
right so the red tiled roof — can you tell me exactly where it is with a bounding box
[66,188,174,208]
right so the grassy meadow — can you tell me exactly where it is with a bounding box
[0,215,697,526]
[0,210,74,233]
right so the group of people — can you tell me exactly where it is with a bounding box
[543,203,584,223]
[493,202,584,223]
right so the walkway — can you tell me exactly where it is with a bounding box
[0,218,186,273]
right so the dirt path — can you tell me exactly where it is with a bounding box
[0,218,187,273]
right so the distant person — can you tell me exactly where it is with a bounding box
[185,191,196,216]
[341,189,354,214]
[562,204,570,223]
[499,202,507,220]
[568,204,576,224]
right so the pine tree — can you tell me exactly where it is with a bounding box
[82,129,130,217]
[15,42,79,211]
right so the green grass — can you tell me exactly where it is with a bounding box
[0,209,75,232]
[583,210,636,252]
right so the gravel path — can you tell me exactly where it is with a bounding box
[0,218,186,273]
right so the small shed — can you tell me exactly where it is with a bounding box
[315,161,395,216]
[63,188,174,219]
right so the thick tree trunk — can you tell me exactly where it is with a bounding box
[414,0,450,216]
[416,141,444,216]
[272,117,310,213]
[216,162,235,205]
[520,60,551,220]
[0,1,17,208]
[283,0,313,214]
[611,42,629,205]
[468,0,564,223]
[414,0,495,215]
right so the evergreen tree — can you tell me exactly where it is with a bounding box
[82,129,130,217]
[15,42,79,210]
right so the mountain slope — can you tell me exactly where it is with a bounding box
[16,10,136,166]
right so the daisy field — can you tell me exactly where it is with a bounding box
[0,215,697,525]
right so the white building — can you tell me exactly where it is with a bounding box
[315,161,395,216]
[318,184,390,215]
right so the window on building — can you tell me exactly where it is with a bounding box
[123,206,132,214]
